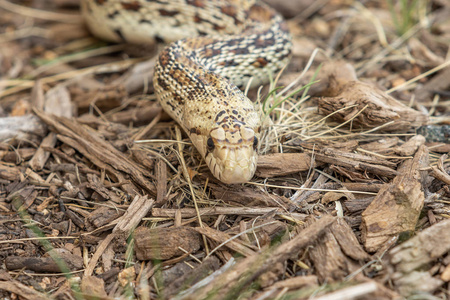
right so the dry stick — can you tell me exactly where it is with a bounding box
[249,182,377,196]
[177,215,336,300]
[151,207,307,219]
[175,126,210,255]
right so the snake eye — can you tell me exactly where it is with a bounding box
[207,137,215,150]
[253,137,258,150]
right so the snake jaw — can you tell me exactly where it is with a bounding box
[204,125,259,184]
[206,144,257,184]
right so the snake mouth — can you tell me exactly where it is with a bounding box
[205,145,257,184]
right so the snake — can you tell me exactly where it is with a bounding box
[80,0,292,184]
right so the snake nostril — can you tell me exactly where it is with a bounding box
[207,137,215,150]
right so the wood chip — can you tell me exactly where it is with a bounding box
[194,226,256,257]
[318,80,429,131]
[5,249,83,272]
[29,132,57,171]
[134,226,201,260]
[308,218,369,282]
[255,153,317,178]
[361,145,428,252]
[80,276,107,298]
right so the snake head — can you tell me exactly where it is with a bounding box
[204,124,259,184]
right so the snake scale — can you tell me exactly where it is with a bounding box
[81,0,292,184]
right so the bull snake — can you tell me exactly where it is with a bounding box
[81,0,292,184]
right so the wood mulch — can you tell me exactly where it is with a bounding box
[0,0,449,299]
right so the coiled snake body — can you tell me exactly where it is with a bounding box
[81,0,292,184]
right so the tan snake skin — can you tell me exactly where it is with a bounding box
[81,0,292,184]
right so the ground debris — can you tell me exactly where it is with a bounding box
[361,144,428,252]
[134,226,201,260]
[255,153,318,178]
[0,0,449,299]
[318,79,429,131]
[389,218,450,296]
[5,249,83,273]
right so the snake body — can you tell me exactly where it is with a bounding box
[81,0,292,183]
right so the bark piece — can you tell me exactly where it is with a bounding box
[359,137,400,152]
[114,195,154,235]
[393,135,426,156]
[0,281,48,300]
[80,276,107,298]
[255,153,316,178]
[6,185,37,211]
[392,271,443,296]
[164,256,221,298]
[130,146,156,170]
[308,218,368,282]
[155,159,167,205]
[44,84,73,118]
[313,150,398,179]
[85,206,124,231]
[0,148,36,163]
[389,218,450,274]
[361,145,428,252]
[134,226,202,260]
[84,195,154,276]
[72,85,126,110]
[0,115,47,143]
[441,264,450,282]
[318,80,428,131]
[331,219,369,261]
[194,226,255,257]
[112,56,157,93]
[29,132,57,171]
[5,250,83,273]
[86,174,109,198]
